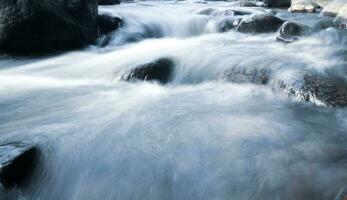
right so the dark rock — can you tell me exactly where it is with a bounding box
[98,0,121,5]
[0,0,98,55]
[123,58,175,84]
[0,142,41,188]
[236,14,285,33]
[273,74,347,107]
[97,14,122,35]
[276,21,312,43]
[263,0,291,8]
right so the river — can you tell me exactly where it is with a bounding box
[0,1,347,199]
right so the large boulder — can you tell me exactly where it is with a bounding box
[0,0,98,55]
[123,58,175,84]
[236,14,285,34]
[0,142,41,188]
[276,21,312,43]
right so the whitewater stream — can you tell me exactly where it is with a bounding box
[1,1,347,199]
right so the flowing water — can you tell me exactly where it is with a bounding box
[0,1,347,199]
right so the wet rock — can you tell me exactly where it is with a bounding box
[236,14,285,33]
[0,0,98,55]
[263,0,291,7]
[276,21,312,43]
[98,0,121,5]
[273,74,347,107]
[123,58,175,84]
[97,14,122,35]
[0,142,41,188]
[223,67,271,85]
[223,66,347,107]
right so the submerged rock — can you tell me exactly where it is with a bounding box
[236,14,285,33]
[97,14,122,35]
[123,58,175,84]
[223,67,271,85]
[98,0,121,5]
[0,0,98,55]
[276,21,312,43]
[0,142,41,188]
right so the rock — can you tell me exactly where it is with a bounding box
[272,74,347,107]
[97,14,122,35]
[289,0,317,13]
[223,67,271,85]
[123,58,175,84]
[276,21,312,43]
[222,65,347,107]
[98,0,121,5]
[0,142,41,188]
[236,14,285,33]
[263,0,291,7]
[0,0,98,55]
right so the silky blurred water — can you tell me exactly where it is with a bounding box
[0,1,347,200]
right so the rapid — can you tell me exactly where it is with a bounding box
[0,1,347,199]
